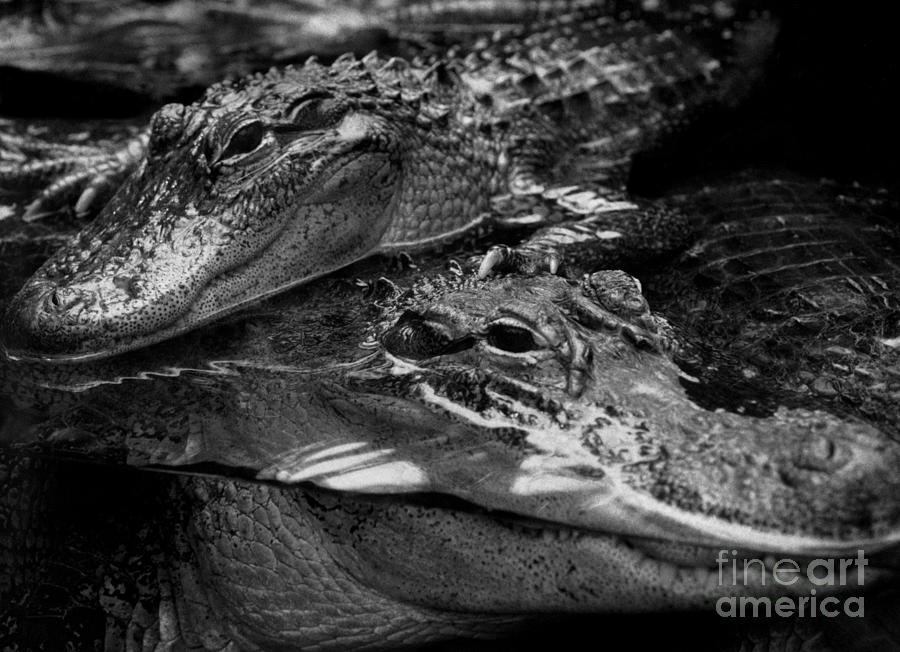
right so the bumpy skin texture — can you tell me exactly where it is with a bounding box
[1,8,770,361]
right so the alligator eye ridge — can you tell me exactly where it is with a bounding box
[382,314,475,360]
[484,323,541,353]
[219,121,264,161]
[286,93,345,130]
[382,317,448,359]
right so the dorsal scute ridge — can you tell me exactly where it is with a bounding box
[378,56,410,75]
[361,50,380,68]
[423,60,460,88]
[333,52,359,66]
[200,7,731,146]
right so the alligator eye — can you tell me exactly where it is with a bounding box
[285,94,346,130]
[219,121,264,161]
[382,315,472,359]
[485,323,541,353]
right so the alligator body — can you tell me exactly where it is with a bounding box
[3,174,900,650]
[0,7,775,361]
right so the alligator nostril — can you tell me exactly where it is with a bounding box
[811,436,836,461]
[113,275,139,299]
[794,434,849,473]
[42,287,90,314]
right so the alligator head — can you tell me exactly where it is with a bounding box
[2,58,423,362]
[352,271,900,556]
[264,270,899,633]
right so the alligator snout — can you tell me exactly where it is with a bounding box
[3,281,108,361]
[1,243,221,361]
[1,221,215,361]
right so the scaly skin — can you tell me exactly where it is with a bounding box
[0,9,775,361]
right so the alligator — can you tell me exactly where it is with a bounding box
[0,4,776,362]
[3,174,900,650]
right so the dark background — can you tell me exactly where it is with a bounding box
[630,0,899,194]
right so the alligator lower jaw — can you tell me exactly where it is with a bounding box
[339,487,891,614]
[2,327,192,364]
[522,526,889,599]
[485,507,891,594]
[502,514,761,572]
